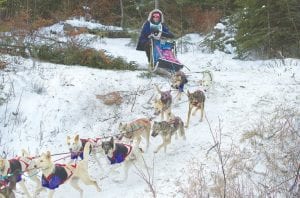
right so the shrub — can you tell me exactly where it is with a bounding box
[34,44,137,70]
[36,45,64,64]
[137,71,155,79]
[87,29,132,38]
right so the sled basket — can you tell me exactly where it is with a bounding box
[149,39,184,73]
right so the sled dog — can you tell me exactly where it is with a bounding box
[118,118,151,151]
[153,98,172,121]
[0,169,17,198]
[34,142,101,198]
[67,134,102,167]
[199,70,213,91]
[171,71,188,101]
[101,137,144,182]
[151,116,186,153]
[0,149,42,198]
[186,90,206,128]
[154,85,172,121]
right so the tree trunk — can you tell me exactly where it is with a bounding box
[155,0,158,9]
[120,0,124,28]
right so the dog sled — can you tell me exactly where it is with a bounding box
[149,38,184,75]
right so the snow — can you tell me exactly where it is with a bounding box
[65,17,123,31]
[0,18,300,198]
[214,23,226,31]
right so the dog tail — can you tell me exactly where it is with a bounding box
[83,142,92,161]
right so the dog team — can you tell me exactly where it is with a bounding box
[0,70,213,198]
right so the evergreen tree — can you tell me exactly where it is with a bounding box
[235,0,300,58]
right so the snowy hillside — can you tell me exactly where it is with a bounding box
[0,18,300,198]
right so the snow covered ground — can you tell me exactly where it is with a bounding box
[0,18,300,197]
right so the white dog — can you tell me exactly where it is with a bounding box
[67,134,102,168]
[199,70,213,91]
[0,149,42,198]
[34,142,101,198]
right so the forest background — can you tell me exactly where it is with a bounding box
[0,0,299,60]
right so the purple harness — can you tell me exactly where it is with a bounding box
[169,117,180,128]
[8,159,22,183]
[178,83,185,92]
[178,74,187,92]
[41,164,74,190]
[107,143,132,165]
[70,151,84,160]
[70,138,101,160]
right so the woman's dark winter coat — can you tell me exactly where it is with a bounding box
[136,9,174,52]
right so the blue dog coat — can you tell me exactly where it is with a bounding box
[8,159,22,182]
[41,165,72,190]
[107,143,132,165]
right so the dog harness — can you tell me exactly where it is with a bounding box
[0,159,21,188]
[174,71,187,92]
[14,156,31,172]
[7,159,22,183]
[169,117,180,129]
[71,138,101,160]
[0,157,33,188]
[191,90,205,106]
[42,164,75,189]
[107,143,132,164]
[178,83,184,92]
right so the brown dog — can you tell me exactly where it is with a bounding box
[186,90,206,128]
[171,71,188,102]
[151,115,186,153]
[118,118,151,151]
[154,85,172,121]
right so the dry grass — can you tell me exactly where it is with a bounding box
[96,91,123,105]
[176,106,300,197]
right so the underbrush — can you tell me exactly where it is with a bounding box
[176,106,300,197]
[34,44,137,70]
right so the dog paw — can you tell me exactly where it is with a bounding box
[96,187,101,192]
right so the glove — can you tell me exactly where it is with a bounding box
[148,32,161,40]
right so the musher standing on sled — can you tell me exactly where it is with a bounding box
[136,9,175,65]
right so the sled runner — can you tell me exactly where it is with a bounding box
[149,38,184,74]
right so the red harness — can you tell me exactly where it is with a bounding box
[45,164,76,184]
[14,157,32,172]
